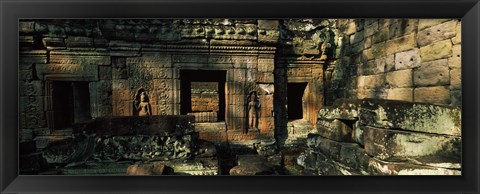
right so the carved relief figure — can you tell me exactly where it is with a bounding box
[134,89,152,116]
[247,91,260,131]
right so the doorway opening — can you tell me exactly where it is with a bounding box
[48,81,91,130]
[287,82,307,121]
[180,70,226,122]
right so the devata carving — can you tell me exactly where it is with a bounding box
[134,88,152,116]
[246,91,260,132]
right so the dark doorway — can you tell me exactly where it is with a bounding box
[180,70,226,121]
[287,82,307,120]
[51,81,91,130]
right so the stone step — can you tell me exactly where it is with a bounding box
[364,126,461,165]
[359,98,461,136]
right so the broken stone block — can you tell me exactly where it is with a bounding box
[230,155,275,175]
[193,140,217,158]
[42,133,95,164]
[352,122,365,146]
[126,163,170,175]
[364,126,461,163]
[368,157,461,175]
[316,119,353,142]
[358,98,461,136]
[158,158,219,175]
[229,163,276,175]
[317,106,358,120]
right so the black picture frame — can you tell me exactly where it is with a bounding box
[1,0,479,193]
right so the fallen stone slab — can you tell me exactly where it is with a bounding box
[229,163,275,175]
[306,134,369,170]
[359,98,461,136]
[368,157,461,175]
[126,163,172,175]
[316,119,354,142]
[160,157,219,175]
[364,126,461,164]
[317,99,362,120]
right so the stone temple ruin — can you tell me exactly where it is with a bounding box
[19,19,461,175]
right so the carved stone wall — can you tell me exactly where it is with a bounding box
[18,19,462,150]
[19,19,281,147]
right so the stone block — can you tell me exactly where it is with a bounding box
[419,39,453,62]
[364,126,461,162]
[414,86,451,104]
[344,21,358,35]
[306,135,342,161]
[364,21,379,37]
[362,42,386,60]
[357,60,384,75]
[350,30,364,45]
[417,20,457,47]
[357,88,387,99]
[372,27,389,44]
[450,90,462,107]
[358,98,460,136]
[42,37,66,50]
[19,21,35,34]
[357,74,386,89]
[317,106,358,120]
[414,59,450,87]
[388,19,417,39]
[452,21,461,45]
[448,44,461,69]
[65,36,94,48]
[316,119,353,142]
[257,72,274,83]
[418,19,450,30]
[386,69,413,88]
[258,20,279,30]
[385,33,416,56]
[394,48,421,70]
[368,157,461,175]
[352,122,365,145]
[386,88,413,101]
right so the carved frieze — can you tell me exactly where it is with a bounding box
[36,63,98,80]
[49,55,111,66]
[127,54,171,68]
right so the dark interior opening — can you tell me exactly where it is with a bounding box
[180,70,226,121]
[287,82,307,120]
[51,81,91,130]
